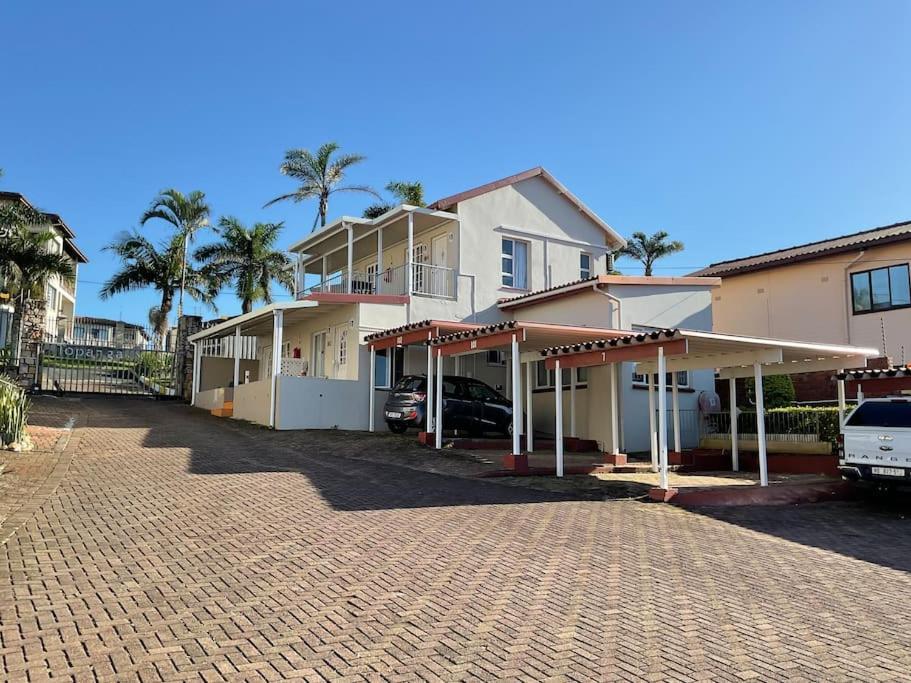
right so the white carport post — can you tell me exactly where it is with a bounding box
[671,377,681,455]
[426,344,435,432]
[610,363,620,456]
[569,367,577,437]
[837,377,847,428]
[657,347,669,490]
[434,349,443,450]
[554,358,564,477]
[525,361,534,452]
[368,346,376,432]
[647,373,658,472]
[191,342,201,406]
[233,326,241,388]
[269,309,283,429]
[729,377,739,471]
[753,362,769,487]
[511,334,521,456]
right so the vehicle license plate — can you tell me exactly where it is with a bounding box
[872,466,904,477]
[386,411,402,419]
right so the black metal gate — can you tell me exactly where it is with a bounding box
[39,342,178,396]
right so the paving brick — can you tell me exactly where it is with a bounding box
[1,398,910,681]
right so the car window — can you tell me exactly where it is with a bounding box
[394,377,426,392]
[466,383,498,401]
[845,401,911,428]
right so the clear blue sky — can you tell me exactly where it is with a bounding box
[2,1,909,321]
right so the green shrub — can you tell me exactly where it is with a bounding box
[0,375,29,447]
[745,374,795,409]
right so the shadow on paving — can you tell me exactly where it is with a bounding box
[689,494,911,574]
[50,396,581,512]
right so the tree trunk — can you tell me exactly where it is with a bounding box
[158,293,173,350]
[319,193,329,227]
[242,300,252,314]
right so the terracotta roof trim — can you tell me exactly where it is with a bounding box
[539,329,680,356]
[836,367,911,381]
[428,321,520,346]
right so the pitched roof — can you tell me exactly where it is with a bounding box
[0,191,89,263]
[497,274,721,310]
[427,167,625,246]
[690,219,911,278]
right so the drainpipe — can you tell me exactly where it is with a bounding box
[593,283,623,329]
[844,250,865,346]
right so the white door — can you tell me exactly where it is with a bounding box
[312,331,327,377]
[431,234,449,296]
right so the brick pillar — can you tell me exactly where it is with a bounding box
[14,298,47,389]
[176,315,202,401]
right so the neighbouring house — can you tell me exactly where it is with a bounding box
[71,316,150,348]
[0,191,88,348]
[691,219,911,400]
[188,167,878,481]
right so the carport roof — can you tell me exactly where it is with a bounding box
[365,320,482,350]
[538,328,879,379]
[427,320,632,356]
[836,366,911,381]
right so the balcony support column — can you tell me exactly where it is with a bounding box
[407,212,414,295]
[346,223,353,294]
[376,226,384,294]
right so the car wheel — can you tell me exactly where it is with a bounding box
[387,422,408,434]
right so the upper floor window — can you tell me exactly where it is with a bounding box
[501,238,529,289]
[580,252,592,279]
[851,264,911,314]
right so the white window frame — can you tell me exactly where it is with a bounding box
[580,252,592,279]
[337,328,348,366]
[374,348,392,389]
[486,350,506,367]
[501,237,529,290]
[534,360,587,389]
[632,369,689,388]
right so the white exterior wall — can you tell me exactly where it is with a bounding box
[233,379,273,426]
[454,176,617,322]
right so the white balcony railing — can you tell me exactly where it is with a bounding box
[300,263,455,299]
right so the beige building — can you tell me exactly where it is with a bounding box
[0,191,88,346]
[692,220,911,364]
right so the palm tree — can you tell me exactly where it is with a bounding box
[363,180,426,219]
[620,230,684,276]
[140,189,210,319]
[195,216,293,314]
[100,231,215,343]
[265,142,378,231]
[0,203,75,354]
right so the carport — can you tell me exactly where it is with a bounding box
[541,329,877,488]
[426,321,631,464]
[365,319,482,432]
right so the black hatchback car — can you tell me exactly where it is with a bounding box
[384,374,516,436]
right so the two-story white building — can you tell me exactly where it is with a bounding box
[189,167,726,453]
[0,191,88,348]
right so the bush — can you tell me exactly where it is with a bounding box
[731,405,850,446]
[745,374,795,409]
[0,375,29,447]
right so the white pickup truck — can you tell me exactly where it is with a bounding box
[839,397,911,487]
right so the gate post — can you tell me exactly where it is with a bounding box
[14,298,47,390]
[176,315,203,401]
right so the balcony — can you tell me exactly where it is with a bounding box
[299,263,456,299]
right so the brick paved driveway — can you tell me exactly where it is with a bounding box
[2,398,911,681]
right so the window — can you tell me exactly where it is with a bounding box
[580,252,592,279]
[534,361,587,389]
[338,329,348,365]
[374,348,391,388]
[845,399,911,428]
[632,370,689,388]
[466,382,501,401]
[852,265,911,314]
[501,238,529,289]
[486,350,506,366]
